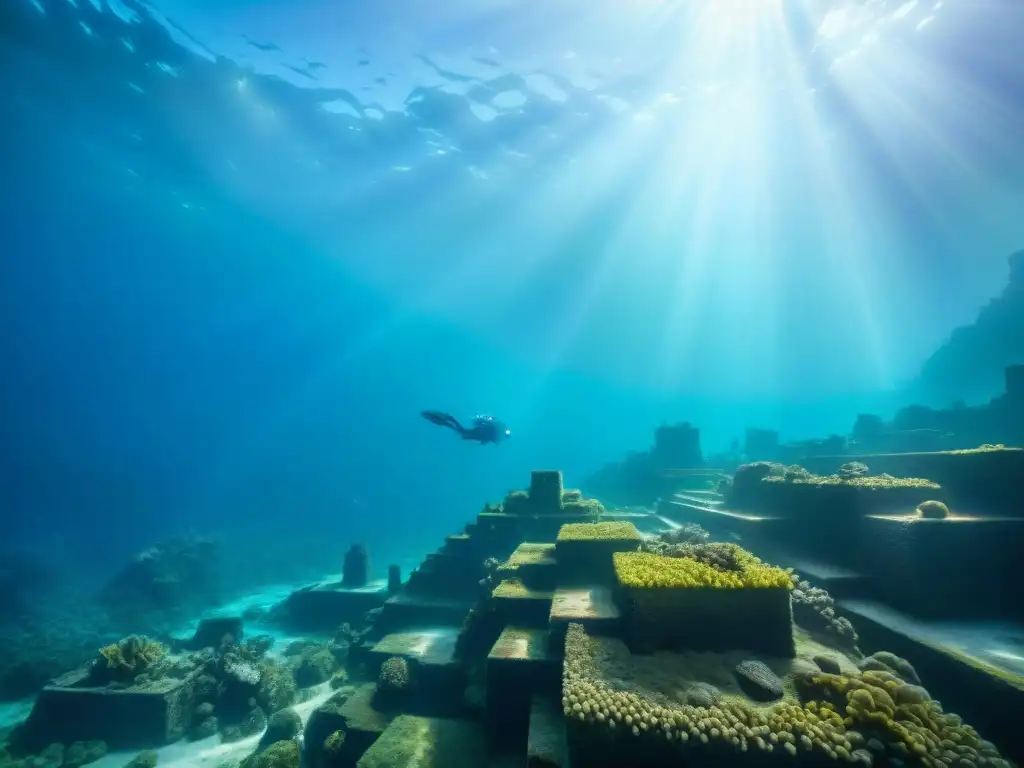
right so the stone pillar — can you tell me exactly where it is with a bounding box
[387,564,402,596]
[852,414,885,444]
[1005,365,1024,401]
[744,428,779,462]
[342,545,369,588]
[529,470,564,514]
[653,422,703,467]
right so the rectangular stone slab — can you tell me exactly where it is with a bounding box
[491,581,554,628]
[367,628,466,716]
[356,715,486,768]
[19,668,186,750]
[547,586,621,654]
[304,683,394,766]
[281,580,389,631]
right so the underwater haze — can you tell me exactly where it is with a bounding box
[2,0,1024,628]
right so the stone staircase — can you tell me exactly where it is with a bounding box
[355,472,655,766]
[480,523,643,761]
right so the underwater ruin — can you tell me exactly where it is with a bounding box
[1,465,1021,768]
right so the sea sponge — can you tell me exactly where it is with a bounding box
[916,500,950,519]
[378,656,410,694]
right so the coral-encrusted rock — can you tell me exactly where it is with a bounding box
[858,651,921,684]
[291,647,337,688]
[259,709,301,750]
[256,658,297,716]
[734,660,784,702]
[241,738,300,768]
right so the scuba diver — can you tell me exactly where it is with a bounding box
[421,411,511,445]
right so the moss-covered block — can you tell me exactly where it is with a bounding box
[554,522,641,586]
[614,551,795,657]
[486,628,558,752]
[17,667,186,750]
[497,543,558,590]
[491,580,555,628]
[355,715,486,767]
[756,473,943,519]
[802,447,1024,517]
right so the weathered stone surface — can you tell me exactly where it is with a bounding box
[17,667,187,750]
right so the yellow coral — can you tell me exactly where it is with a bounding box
[99,635,165,671]
[563,623,1008,767]
[797,672,993,763]
[556,521,640,542]
[614,550,792,590]
[948,444,1012,454]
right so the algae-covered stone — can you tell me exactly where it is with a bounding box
[355,715,485,768]
[258,709,301,751]
[240,739,300,768]
[303,685,393,767]
[256,659,297,715]
[291,647,337,688]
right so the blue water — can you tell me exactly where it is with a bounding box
[1,0,1023,720]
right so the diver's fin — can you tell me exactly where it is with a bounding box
[422,410,464,432]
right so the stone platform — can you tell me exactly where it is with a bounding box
[801,448,1024,517]
[17,666,187,750]
[668,491,1024,621]
[278,579,389,631]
